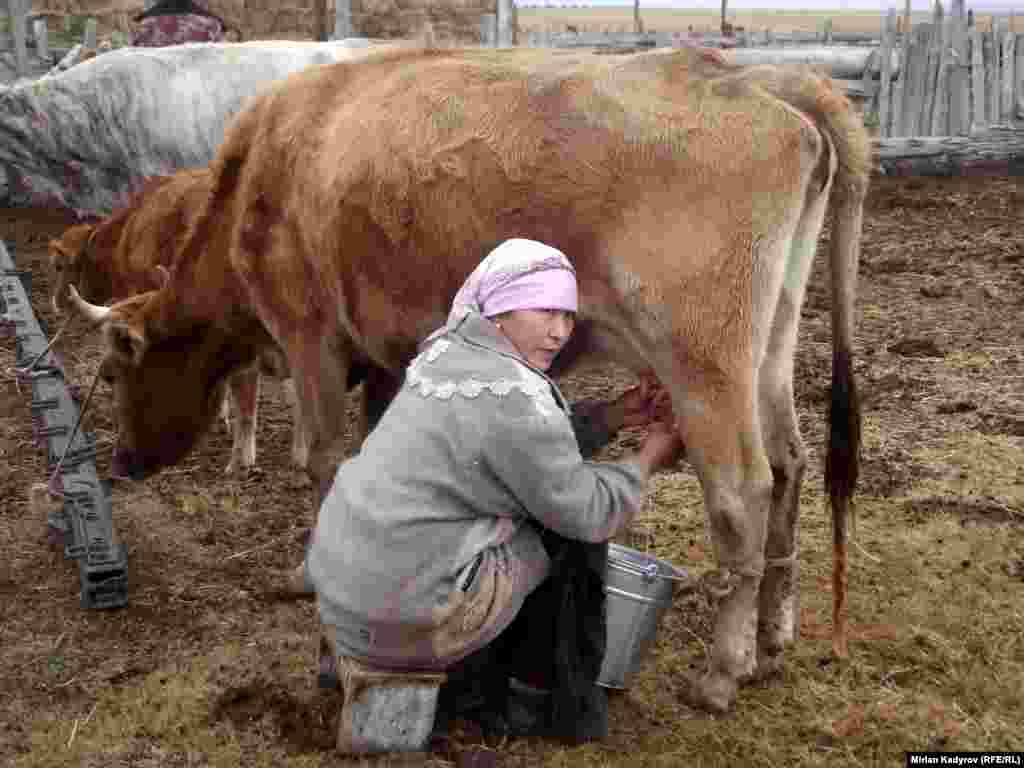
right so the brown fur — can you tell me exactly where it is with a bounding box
[50,168,303,474]
[76,46,869,709]
[48,170,210,309]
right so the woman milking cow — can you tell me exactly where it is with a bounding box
[304,238,684,751]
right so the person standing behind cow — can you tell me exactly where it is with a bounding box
[131,0,232,46]
[306,238,684,751]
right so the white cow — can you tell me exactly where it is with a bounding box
[0,39,388,216]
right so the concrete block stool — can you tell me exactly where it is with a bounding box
[319,630,446,754]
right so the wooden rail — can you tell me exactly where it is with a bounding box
[867,3,1023,137]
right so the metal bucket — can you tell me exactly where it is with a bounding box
[597,543,688,689]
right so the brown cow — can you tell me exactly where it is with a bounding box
[49,169,307,474]
[68,46,869,713]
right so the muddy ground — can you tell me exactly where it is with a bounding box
[1,175,1022,767]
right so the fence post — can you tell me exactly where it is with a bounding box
[1016,33,1024,122]
[908,24,932,136]
[948,0,969,135]
[921,2,943,136]
[496,0,513,47]
[83,17,97,49]
[334,0,353,40]
[891,0,911,136]
[900,17,921,135]
[480,13,497,47]
[986,22,999,124]
[10,0,29,78]
[33,16,48,62]
[879,9,896,137]
[861,48,879,120]
[936,14,954,134]
[970,26,986,132]
[1001,24,1016,121]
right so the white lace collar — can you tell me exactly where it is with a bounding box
[405,338,564,420]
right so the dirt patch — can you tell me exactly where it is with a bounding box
[212,681,338,753]
[902,495,1023,527]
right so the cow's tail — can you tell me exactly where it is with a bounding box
[799,74,869,660]
[745,68,870,658]
[810,79,869,661]
[824,125,867,660]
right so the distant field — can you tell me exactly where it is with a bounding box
[518,7,1014,35]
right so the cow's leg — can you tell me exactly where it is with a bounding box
[678,374,772,714]
[754,332,806,680]
[225,365,261,473]
[756,165,833,678]
[284,379,311,468]
[300,367,353,508]
[277,332,355,508]
[271,334,353,597]
[256,347,310,469]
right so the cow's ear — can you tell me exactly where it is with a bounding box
[53,224,96,267]
[107,321,149,367]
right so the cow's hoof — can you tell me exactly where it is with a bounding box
[752,652,785,682]
[681,671,737,715]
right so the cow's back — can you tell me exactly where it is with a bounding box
[186,47,860,370]
[87,168,212,301]
[120,168,212,275]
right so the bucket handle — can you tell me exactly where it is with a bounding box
[614,559,690,584]
[649,567,691,583]
[634,501,689,584]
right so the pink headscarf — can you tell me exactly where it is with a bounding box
[425,239,578,344]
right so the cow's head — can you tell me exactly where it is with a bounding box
[66,275,256,480]
[48,223,97,313]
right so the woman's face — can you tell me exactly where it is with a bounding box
[494,309,575,371]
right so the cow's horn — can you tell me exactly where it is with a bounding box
[66,285,112,324]
[152,265,170,288]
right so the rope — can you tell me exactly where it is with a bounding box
[15,314,71,377]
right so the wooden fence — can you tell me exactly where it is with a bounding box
[2,1,98,81]
[869,0,1023,137]
[4,1,1022,141]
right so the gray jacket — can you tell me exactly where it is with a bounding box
[308,313,645,667]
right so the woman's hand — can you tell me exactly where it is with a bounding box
[602,372,684,473]
[637,420,685,473]
[607,374,673,431]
